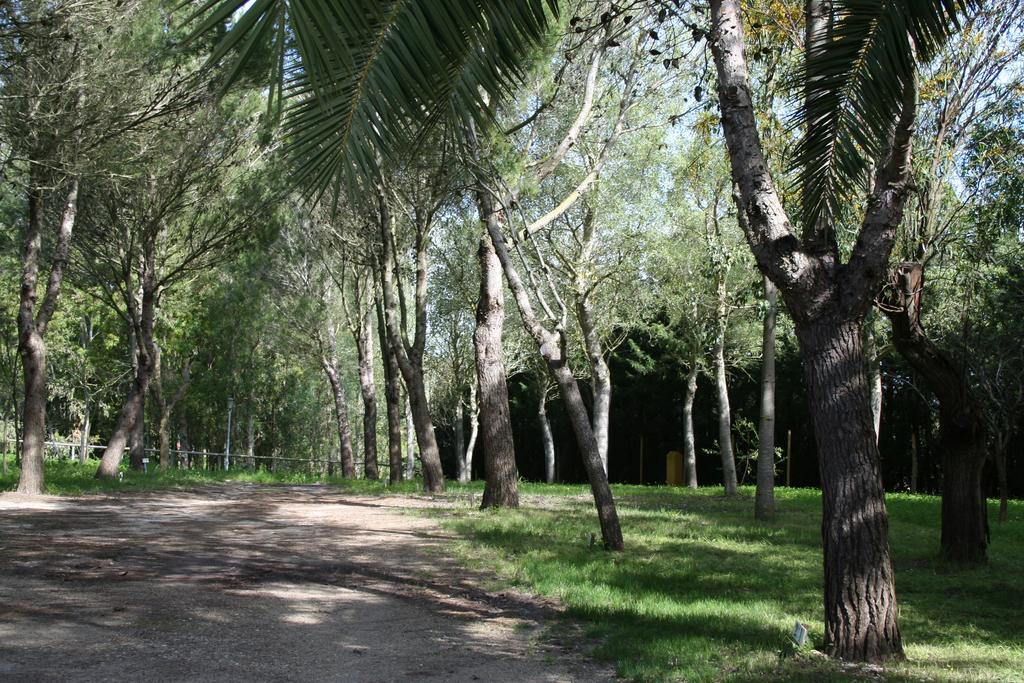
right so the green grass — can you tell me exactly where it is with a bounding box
[432,485,1024,682]
[3,456,1022,681]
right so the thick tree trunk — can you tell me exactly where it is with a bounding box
[17,179,79,494]
[683,362,699,489]
[377,291,404,483]
[356,299,379,480]
[539,390,556,484]
[713,328,738,495]
[755,276,777,519]
[882,262,988,564]
[710,0,912,661]
[474,230,518,508]
[797,317,902,661]
[403,374,443,490]
[321,354,356,478]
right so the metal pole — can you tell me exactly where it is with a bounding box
[225,397,235,471]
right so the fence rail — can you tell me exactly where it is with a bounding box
[30,440,397,475]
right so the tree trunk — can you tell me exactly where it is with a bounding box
[376,291,404,483]
[17,178,79,494]
[481,208,622,549]
[376,184,444,492]
[247,411,255,470]
[713,325,738,495]
[78,403,91,465]
[539,389,556,484]
[404,392,415,480]
[321,354,356,478]
[474,229,518,508]
[578,296,610,475]
[882,262,988,564]
[464,381,479,482]
[683,362,699,489]
[454,399,466,483]
[96,271,158,479]
[710,0,913,660]
[865,325,883,443]
[995,436,1008,523]
[797,316,902,661]
[755,276,777,519]
[356,298,379,480]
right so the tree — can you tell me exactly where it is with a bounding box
[707,0,977,661]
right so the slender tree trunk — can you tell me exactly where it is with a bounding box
[683,362,699,489]
[755,276,777,519]
[356,297,379,480]
[454,399,466,483]
[246,412,255,470]
[78,402,91,465]
[797,317,902,661]
[539,389,556,484]
[96,270,158,479]
[464,381,479,481]
[865,325,883,443]
[481,207,622,549]
[377,291,404,483]
[17,179,79,494]
[995,436,1008,523]
[376,187,444,493]
[404,392,415,480]
[713,325,738,495]
[473,228,518,508]
[578,297,611,475]
[320,353,356,478]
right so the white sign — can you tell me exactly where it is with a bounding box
[141,458,150,464]
[792,622,808,647]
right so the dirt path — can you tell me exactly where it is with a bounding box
[0,484,612,682]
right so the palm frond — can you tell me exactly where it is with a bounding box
[791,0,979,236]
[185,0,557,196]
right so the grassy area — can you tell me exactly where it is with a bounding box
[434,485,1024,682]
[3,457,1021,681]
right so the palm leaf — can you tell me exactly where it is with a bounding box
[184,0,557,196]
[791,0,979,236]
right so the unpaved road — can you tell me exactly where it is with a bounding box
[0,484,611,682]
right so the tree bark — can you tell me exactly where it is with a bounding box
[798,317,903,661]
[376,182,444,492]
[320,349,356,478]
[454,398,466,483]
[481,205,622,549]
[710,0,912,660]
[376,290,404,483]
[17,178,79,494]
[865,325,883,443]
[683,361,699,489]
[78,403,91,465]
[96,275,158,479]
[539,388,556,484]
[246,411,255,470]
[881,262,988,564]
[578,295,611,475]
[713,321,738,495]
[353,280,379,480]
[464,381,479,482]
[404,392,415,480]
[473,227,518,508]
[755,276,777,519]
